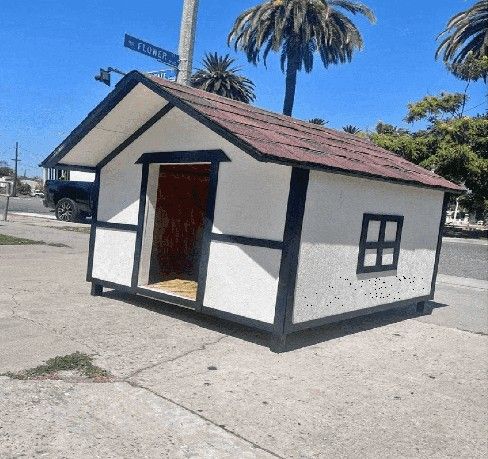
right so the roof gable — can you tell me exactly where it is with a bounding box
[41,71,463,193]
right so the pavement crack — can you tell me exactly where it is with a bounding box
[124,379,283,459]
[125,334,229,380]
[7,292,99,354]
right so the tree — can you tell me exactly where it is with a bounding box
[178,0,200,85]
[0,166,13,177]
[370,95,488,219]
[436,0,488,65]
[228,0,375,116]
[309,118,327,125]
[191,53,256,103]
[404,92,466,123]
[343,124,361,134]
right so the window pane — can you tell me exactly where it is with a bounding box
[385,221,398,241]
[364,249,377,266]
[366,220,381,242]
[382,248,394,265]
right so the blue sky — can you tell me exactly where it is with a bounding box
[0,0,486,177]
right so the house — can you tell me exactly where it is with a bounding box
[41,71,463,349]
[43,167,95,183]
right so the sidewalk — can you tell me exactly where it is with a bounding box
[1,217,487,457]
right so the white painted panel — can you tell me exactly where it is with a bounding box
[293,172,444,323]
[92,228,136,286]
[97,158,142,224]
[70,171,95,182]
[204,241,281,323]
[97,106,290,238]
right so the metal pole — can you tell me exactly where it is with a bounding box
[177,0,199,86]
[12,142,19,197]
[3,195,9,222]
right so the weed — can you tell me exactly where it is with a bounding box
[2,352,111,381]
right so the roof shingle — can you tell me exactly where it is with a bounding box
[146,73,463,192]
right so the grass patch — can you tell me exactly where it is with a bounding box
[0,234,42,245]
[2,352,110,382]
[47,225,91,234]
[0,233,69,247]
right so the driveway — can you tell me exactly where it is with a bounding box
[1,216,487,458]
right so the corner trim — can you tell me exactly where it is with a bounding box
[430,193,449,297]
[86,170,101,282]
[274,168,310,336]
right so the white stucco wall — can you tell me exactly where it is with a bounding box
[91,228,136,286]
[70,171,95,182]
[293,171,444,324]
[203,241,281,323]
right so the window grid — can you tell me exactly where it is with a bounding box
[357,214,404,274]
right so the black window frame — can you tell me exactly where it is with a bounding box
[357,213,404,274]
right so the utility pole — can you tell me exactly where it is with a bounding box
[177,0,199,86]
[11,142,20,197]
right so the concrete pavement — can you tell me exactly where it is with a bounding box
[1,216,487,458]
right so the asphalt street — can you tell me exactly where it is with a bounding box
[0,196,51,215]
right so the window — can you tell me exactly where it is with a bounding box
[357,213,404,274]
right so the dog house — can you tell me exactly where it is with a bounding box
[41,71,462,348]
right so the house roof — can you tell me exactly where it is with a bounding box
[42,71,463,193]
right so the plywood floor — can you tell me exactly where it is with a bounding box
[148,278,198,301]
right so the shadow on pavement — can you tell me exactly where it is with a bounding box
[101,289,447,351]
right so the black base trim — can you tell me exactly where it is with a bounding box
[286,295,432,333]
[91,282,103,296]
[201,306,274,332]
[210,233,283,250]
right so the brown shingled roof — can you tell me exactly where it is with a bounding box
[145,73,462,193]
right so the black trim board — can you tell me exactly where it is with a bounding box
[274,168,310,337]
[131,162,149,289]
[86,170,101,282]
[97,103,175,169]
[430,192,449,297]
[136,150,230,164]
[287,295,432,333]
[210,233,283,250]
[195,161,220,309]
[41,70,462,194]
[95,221,138,232]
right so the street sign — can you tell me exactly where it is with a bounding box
[124,34,179,69]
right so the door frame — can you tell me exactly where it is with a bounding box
[131,149,230,311]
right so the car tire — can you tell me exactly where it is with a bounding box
[55,198,80,222]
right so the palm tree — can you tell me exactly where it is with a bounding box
[343,124,361,134]
[191,53,256,103]
[436,0,488,65]
[228,0,376,116]
[309,118,327,125]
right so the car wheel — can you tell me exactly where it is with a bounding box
[55,198,80,222]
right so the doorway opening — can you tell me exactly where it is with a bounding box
[146,163,210,300]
